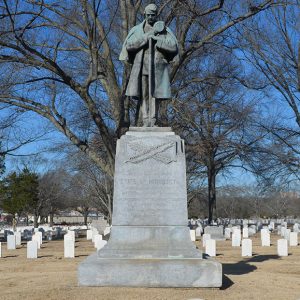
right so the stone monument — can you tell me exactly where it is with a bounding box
[78,3,222,287]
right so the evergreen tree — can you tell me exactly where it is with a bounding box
[0,168,39,227]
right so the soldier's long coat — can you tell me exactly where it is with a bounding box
[119,20,178,99]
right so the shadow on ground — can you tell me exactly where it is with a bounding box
[38,255,54,258]
[221,275,234,290]
[223,254,281,278]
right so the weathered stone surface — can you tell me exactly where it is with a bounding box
[205,239,216,257]
[202,234,211,248]
[195,225,203,239]
[78,129,222,287]
[242,227,249,238]
[204,226,225,241]
[15,232,21,246]
[261,229,270,247]
[91,220,107,235]
[190,230,196,242]
[93,234,102,248]
[232,233,241,247]
[277,239,288,256]
[289,232,298,246]
[32,234,41,249]
[95,240,107,251]
[224,228,231,239]
[64,234,74,258]
[242,239,252,257]
[27,241,38,259]
[7,235,16,250]
[86,229,92,240]
[79,253,222,287]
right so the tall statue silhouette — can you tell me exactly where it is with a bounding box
[119,3,179,127]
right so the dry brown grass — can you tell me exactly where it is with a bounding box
[0,234,300,300]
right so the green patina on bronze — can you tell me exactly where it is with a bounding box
[119,3,179,127]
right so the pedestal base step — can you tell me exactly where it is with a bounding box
[78,253,222,287]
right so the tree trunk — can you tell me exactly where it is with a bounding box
[208,166,217,224]
[33,214,38,228]
[83,210,88,226]
[12,216,17,232]
[49,211,54,227]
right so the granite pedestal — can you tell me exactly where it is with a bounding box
[78,128,222,287]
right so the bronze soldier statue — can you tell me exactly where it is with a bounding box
[119,3,178,127]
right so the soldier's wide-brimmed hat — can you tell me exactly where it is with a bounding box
[144,3,157,14]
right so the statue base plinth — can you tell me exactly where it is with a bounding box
[78,129,222,287]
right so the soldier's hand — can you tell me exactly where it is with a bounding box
[145,30,155,40]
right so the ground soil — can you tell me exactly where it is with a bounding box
[0,234,300,300]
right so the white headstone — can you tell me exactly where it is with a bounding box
[233,227,241,236]
[224,228,231,239]
[293,223,299,233]
[280,226,286,237]
[91,227,99,243]
[68,230,75,242]
[32,234,41,249]
[93,234,103,248]
[7,235,16,250]
[36,231,43,245]
[190,230,196,242]
[86,229,93,240]
[261,232,270,246]
[289,232,298,246]
[242,239,252,257]
[202,234,211,248]
[248,226,256,236]
[95,240,107,251]
[205,239,216,257]
[260,228,269,239]
[103,226,111,236]
[64,234,75,258]
[232,233,241,247]
[284,229,291,240]
[242,227,249,238]
[277,239,288,256]
[27,241,38,259]
[0,242,2,257]
[15,232,21,246]
[195,226,202,238]
[277,225,282,235]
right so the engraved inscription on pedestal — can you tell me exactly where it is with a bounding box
[125,138,177,164]
[113,135,187,226]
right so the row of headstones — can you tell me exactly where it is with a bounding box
[192,221,299,242]
[0,225,92,242]
[206,224,299,247]
[5,231,43,250]
[0,231,43,258]
[189,218,300,230]
[64,227,110,258]
[201,237,290,257]
[189,228,297,257]
[0,229,104,259]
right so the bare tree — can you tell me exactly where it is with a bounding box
[237,2,300,181]
[66,151,113,224]
[0,0,280,177]
[38,168,71,226]
[172,47,264,223]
